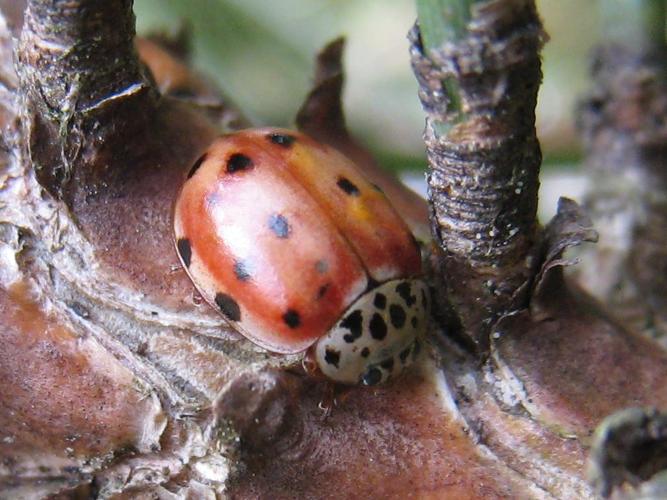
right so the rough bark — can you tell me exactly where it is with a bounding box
[411,0,545,351]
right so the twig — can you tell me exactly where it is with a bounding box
[411,0,545,351]
[17,0,155,199]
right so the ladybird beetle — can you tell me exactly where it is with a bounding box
[173,128,429,385]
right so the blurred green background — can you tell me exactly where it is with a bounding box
[134,0,599,172]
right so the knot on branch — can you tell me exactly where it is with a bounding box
[215,369,301,451]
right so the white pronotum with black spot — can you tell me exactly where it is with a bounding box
[313,278,429,385]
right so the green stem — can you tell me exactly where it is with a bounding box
[415,0,482,134]
[600,0,666,50]
[416,0,474,52]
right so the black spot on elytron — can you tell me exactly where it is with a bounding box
[268,214,290,239]
[233,260,252,281]
[399,347,411,364]
[187,153,207,179]
[422,288,428,309]
[337,177,360,196]
[366,277,380,292]
[396,282,416,306]
[369,313,387,340]
[268,133,296,148]
[324,348,340,368]
[380,358,394,372]
[317,283,330,300]
[315,260,329,274]
[373,293,387,310]
[176,238,192,268]
[389,304,406,329]
[283,309,301,329]
[227,153,254,173]
[362,367,383,386]
[341,310,363,343]
[361,347,370,358]
[411,316,418,328]
[215,293,241,322]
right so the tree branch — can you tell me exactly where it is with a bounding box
[19,0,148,115]
[411,0,545,351]
[17,0,155,199]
